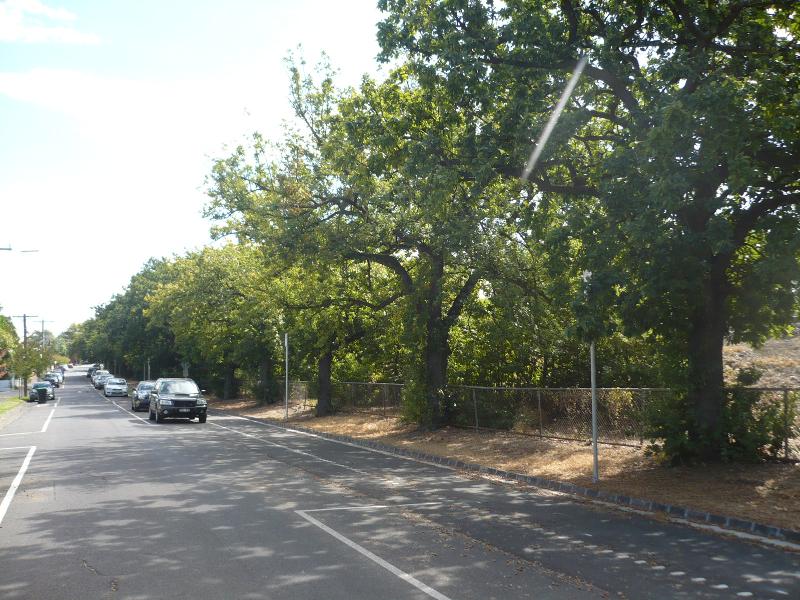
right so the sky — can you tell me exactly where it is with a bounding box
[0,0,385,338]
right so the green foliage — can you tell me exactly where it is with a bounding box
[377,0,800,452]
[735,366,763,387]
[62,4,797,453]
[646,388,791,464]
[8,338,52,382]
[0,309,19,378]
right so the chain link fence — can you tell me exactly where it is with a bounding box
[330,381,404,417]
[727,387,800,460]
[448,386,670,447]
[236,377,799,455]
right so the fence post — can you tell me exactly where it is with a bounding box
[472,388,478,430]
[640,389,648,445]
[784,389,790,460]
[537,389,543,438]
[382,385,387,418]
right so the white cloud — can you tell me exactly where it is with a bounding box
[0,0,99,44]
[0,67,288,335]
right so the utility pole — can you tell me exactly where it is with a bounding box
[284,333,289,421]
[12,314,38,396]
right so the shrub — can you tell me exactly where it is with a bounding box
[645,388,789,463]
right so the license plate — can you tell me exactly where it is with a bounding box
[179,408,190,413]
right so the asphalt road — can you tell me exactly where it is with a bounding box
[0,369,798,599]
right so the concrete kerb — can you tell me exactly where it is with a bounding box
[219,411,800,546]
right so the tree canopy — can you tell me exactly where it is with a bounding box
[69,1,798,460]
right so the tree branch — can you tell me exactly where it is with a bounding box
[445,270,482,328]
[346,252,414,294]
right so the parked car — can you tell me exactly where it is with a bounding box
[91,369,110,386]
[43,372,61,388]
[94,372,113,389]
[149,378,207,423]
[104,378,128,397]
[87,365,99,378]
[131,380,155,411]
[51,370,64,384]
[29,381,55,403]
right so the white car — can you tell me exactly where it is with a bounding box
[92,370,110,387]
[104,378,128,397]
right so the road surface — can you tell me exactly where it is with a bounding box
[0,368,798,599]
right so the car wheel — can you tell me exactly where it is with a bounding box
[198,415,207,423]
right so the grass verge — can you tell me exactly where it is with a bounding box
[0,395,24,419]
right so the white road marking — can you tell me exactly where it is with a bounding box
[40,407,56,432]
[0,446,35,451]
[296,509,453,600]
[302,502,443,513]
[209,410,456,472]
[210,409,799,585]
[210,421,370,476]
[0,431,39,438]
[590,499,800,552]
[93,390,152,425]
[0,446,36,526]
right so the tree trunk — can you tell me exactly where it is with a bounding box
[423,316,450,427]
[420,256,449,427]
[686,270,728,460]
[316,349,334,417]
[258,355,276,404]
[223,362,238,401]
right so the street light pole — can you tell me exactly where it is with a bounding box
[284,333,289,422]
[12,314,38,396]
[581,270,599,483]
[590,340,599,483]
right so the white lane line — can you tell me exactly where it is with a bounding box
[302,502,443,513]
[209,411,456,472]
[94,390,152,425]
[210,422,370,476]
[40,407,56,432]
[0,431,39,438]
[590,499,800,552]
[0,446,35,451]
[296,509,453,600]
[0,446,37,526]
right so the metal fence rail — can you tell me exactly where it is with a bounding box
[238,377,799,455]
[448,386,672,447]
[728,387,800,460]
[330,381,404,417]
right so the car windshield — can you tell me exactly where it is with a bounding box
[139,383,154,390]
[108,379,126,385]
[161,380,199,394]
[33,383,50,388]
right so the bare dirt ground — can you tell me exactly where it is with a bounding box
[724,330,800,388]
[211,398,800,533]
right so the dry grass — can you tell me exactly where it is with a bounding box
[211,398,800,533]
[724,332,800,388]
